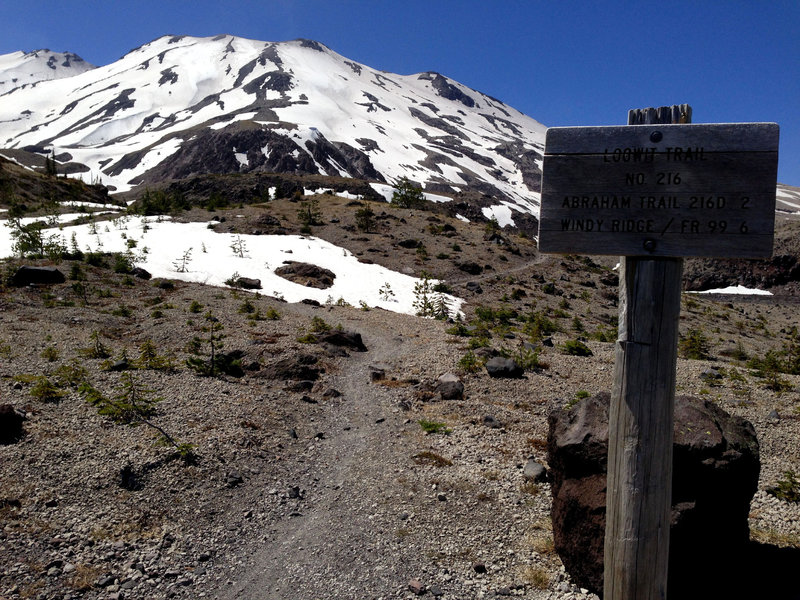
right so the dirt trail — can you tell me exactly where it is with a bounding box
[221,326,419,599]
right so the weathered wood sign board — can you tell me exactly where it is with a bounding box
[538,122,780,258]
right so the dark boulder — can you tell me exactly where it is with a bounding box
[275,261,335,289]
[260,354,322,381]
[485,356,523,378]
[131,267,151,280]
[11,266,65,286]
[0,404,25,444]
[483,414,503,429]
[318,330,367,352]
[547,392,760,598]
[235,277,262,290]
[599,273,619,287]
[437,373,464,400]
[458,261,483,275]
[465,281,483,294]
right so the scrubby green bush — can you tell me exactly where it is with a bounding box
[309,316,332,333]
[523,311,560,341]
[54,359,89,387]
[679,328,712,360]
[297,197,323,227]
[80,374,195,462]
[186,311,238,377]
[29,376,66,403]
[418,419,452,435]
[355,203,375,232]
[458,351,484,373]
[239,298,256,314]
[589,326,617,343]
[767,470,800,503]
[513,345,548,371]
[136,339,174,371]
[41,346,60,362]
[562,339,593,357]
[391,177,425,209]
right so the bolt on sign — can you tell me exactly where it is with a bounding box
[538,123,780,258]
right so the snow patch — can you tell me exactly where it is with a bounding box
[369,183,394,202]
[0,215,463,316]
[689,285,772,296]
[482,204,515,227]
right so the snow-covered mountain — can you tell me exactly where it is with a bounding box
[0,49,95,94]
[0,34,546,217]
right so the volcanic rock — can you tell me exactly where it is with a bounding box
[275,262,335,289]
[11,266,65,286]
[547,392,760,597]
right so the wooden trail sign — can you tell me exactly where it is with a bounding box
[539,122,779,257]
[538,104,779,600]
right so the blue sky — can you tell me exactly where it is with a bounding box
[1,0,798,186]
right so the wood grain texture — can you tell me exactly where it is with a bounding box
[602,105,688,600]
[604,257,682,600]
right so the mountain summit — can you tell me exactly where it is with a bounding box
[0,34,545,215]
[0,49,95,94]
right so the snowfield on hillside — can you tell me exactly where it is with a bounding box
[1,213,463,316]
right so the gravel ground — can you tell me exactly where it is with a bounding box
[2,205,800,599]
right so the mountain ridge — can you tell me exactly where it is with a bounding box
[0,34,546,224]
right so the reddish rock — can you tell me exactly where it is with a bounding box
[547,392,759,598]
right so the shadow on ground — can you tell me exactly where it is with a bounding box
[667,542,800,599]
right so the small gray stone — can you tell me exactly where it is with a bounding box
[523,458,547,483]
[483,415,503,429]
[108,359,130,372]
[485,357,523,379]
[437,373,464,400]
[466,281,483,294]
[225,470,244,488]
[700,368,723,382]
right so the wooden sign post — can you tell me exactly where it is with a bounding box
[538,105,779,600]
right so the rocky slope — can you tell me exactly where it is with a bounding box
[2,194,800,600]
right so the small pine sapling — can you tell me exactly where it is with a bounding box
[80,331,111,359]
[186,312,240,377]
[391,177,425,209]
[230,235,249,258]
[173,247,193,272]
[80,374,195,462]
[412,272,435,317]
[379,282,396,302]
[137,339,173,371]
